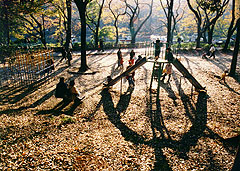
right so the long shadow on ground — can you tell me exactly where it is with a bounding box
[35,99,82,116]
[100,87,172,170]
[98,75,226,170]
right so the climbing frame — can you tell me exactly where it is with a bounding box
[0,48,54,88]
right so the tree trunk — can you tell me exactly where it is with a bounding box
[131,34,136,45]
[3,0,10,46]
[94,33,98,49]
[65,0,72,51]
[196,23,201,48]
[65,0,72,66]
[130,20,135,45]
[92,0,105,49]
[42,14,46,48]
[79,9,88,71]
[74,0,89,72]
[223,29,233,51]
[167,0,174,48]
[229,18,240,77]
[203,31,207,43]
[115,22,119,46]
[223,0,235,52]
[208,25,214,45]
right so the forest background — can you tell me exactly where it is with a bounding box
[0,0,239,73]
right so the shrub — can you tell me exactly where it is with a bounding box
[61,116,75,125]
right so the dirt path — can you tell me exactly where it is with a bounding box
[0,49,239,170]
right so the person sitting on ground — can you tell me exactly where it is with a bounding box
[126,65,135,88]
[161,63,172,83]
[68,80,85,102]
[55,77,69,101]
[165,47,174,62]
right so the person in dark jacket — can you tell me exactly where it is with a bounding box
[55,77,69,101]
[154,39,161,59]
[165,47,174,62]
[117,48,123,68]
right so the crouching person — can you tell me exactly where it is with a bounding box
[68,80,85,103]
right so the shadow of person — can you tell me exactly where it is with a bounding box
[219,81,240,95]
[99,87,173,170]
[35,99,71,116]
[116,88,133,114]
[160,82,178,106]
[64,99,83,115]
[100,88,144,144]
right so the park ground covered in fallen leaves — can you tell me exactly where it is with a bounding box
[0,48,239,170]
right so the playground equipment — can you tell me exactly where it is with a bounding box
[0,48,54,88]
[105,43,205,101]
[107,57,147,87]
[148,57,205,101]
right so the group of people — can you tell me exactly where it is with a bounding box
[116,46,174,87]
[116,48,144,88]
[56,46,175,104]
[55,77,85,103]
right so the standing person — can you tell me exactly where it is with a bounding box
[55,77,69,102]
[130,49,135,59]
[165,47,174,62]
[129,50,135,66]
[154,39,161,59]
[129,56,135,66]
[99,39,104,52]
[68,80,85,102]
[177,37,182,49]
[126,65,135,88]
[117,48,123,68]
[67,40,73,66]
[161,63,172,83]
[209,44,216,59]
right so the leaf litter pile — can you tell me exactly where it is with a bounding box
[0,49,239,170]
